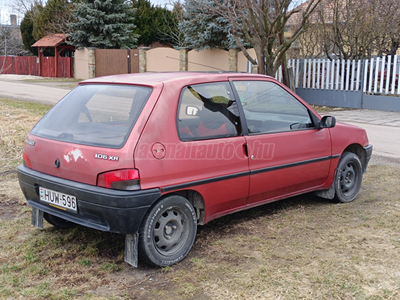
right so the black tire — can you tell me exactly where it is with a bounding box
[334,152,363,203]
[44,213,76,229]
[139,195,197,267]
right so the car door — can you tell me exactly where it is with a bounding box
[230,79,332,204]
[135,81,250,221]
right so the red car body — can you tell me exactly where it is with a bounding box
[18,72,372,267]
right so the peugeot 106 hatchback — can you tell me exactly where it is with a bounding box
[18,72,373,267]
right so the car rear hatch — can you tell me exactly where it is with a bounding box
[23,83,158,186]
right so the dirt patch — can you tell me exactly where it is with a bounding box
[0,171,27,221]
[0,197,23,221]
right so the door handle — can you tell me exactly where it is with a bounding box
[243,143,248,157]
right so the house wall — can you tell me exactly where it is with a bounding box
[238,48,256,72]
[74,48,89,80]
[187,49,229,72]
[146,48,180,72]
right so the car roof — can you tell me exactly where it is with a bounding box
[80,72,272,87]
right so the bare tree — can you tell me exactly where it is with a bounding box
[157,1,189,47]
[297,0,400,60]
[0,25,27,56]
[375,0,400,56]
[191,0,322,79]
[10,0,40,15]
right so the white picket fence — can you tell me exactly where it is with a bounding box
[286,56,400,95]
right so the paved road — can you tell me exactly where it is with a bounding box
[346,123,400,167]
[325,110,400,166]
[0,75,72,105]
[328,110,400,127]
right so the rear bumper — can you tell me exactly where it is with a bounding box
[17,165,161,234]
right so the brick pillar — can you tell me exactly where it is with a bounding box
[229,49,238,72]
[179,48,189,71]
[139,47,150,73]
[88,48,95,78]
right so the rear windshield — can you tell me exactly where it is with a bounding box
[31,84,152,148]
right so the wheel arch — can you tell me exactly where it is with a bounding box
[342,143,367,172]
[147,189,206,226]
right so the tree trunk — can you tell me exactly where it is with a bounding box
[256,47,266,74]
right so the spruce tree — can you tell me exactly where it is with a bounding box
[20,10,38,55]
[178,0,241,50]
[68,0,138,49]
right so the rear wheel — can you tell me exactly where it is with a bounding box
[44,213,76,229]
[334,152,363,203]
[139,195,197,267]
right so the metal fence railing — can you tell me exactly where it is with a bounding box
[288,56,400,95]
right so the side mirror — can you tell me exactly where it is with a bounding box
[319,116,336,129]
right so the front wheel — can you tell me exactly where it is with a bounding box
[139,195,197,267]
[334,152,363,203]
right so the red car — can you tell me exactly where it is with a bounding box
[18,72,372,267]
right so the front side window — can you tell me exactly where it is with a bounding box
[232,81,314,134]
[31,84,152,148]
[177,82,241,141]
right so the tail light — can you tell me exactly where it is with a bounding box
[23,151,32,168]
[97,169,140,190]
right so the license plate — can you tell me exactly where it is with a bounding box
[39,187,77,213]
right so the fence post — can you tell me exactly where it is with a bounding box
[179,47,189,71]
[127,49,131,74]
[287,66,295,91]
[360,59,367,108]
[228,48,238,72]
[299,59,304,88]
[139,47,150,73]
[88,48,95,78]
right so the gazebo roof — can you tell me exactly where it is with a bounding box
[32,34,68,48]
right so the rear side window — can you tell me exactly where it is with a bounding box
[177,82,241,141]
[31,84,152,148]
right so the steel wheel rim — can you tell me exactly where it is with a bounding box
[339,162,357,196]
[152,207,190,256]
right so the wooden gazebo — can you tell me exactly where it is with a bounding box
[32,34,75,78]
